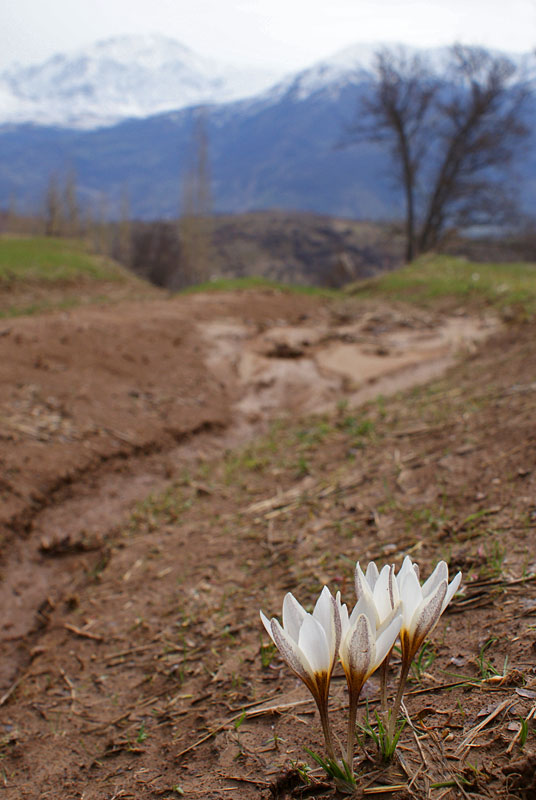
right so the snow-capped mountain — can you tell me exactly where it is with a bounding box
[0,39,534,223]
[264,41,536,106]
[0,34,284,129]
[4,36,531,131]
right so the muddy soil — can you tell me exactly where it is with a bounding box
[1,289,534,799]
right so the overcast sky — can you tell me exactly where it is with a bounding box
[2,0,535,71]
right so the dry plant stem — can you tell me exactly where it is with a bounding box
[379,650,393,712]
[389,660,412,739]
[315,695,336,761]
[346,681,365,772]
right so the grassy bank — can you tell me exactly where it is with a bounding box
[350,254,536,317]
[0,236,126,284]
[0,235,158,316]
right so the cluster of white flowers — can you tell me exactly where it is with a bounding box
[260,556,461,776]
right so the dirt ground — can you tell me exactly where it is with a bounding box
[0,287,535,799]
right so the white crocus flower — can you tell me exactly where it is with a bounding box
[358,561,400,624]
[337,585,401,771]
[260,586,340,759]
[388,556,462,736]
[397,556,462,665]
[356,561,401,709]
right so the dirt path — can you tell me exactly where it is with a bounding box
[4,291,532,800]
[0,293,498,687]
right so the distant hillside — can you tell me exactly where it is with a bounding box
[0,83,407,220]
[127,212,405,289]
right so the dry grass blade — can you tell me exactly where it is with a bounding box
[506,704,536,753]
[175,698,314,759]
[244,474,365,515]
[222,775,271,786]
[64,623,104,641]
[455,698,516,757]
[0,670,29,707]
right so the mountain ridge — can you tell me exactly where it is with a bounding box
[1,36,533,131]
[0,37,534,222]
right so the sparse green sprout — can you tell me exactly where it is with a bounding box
[485,538,506,578]
[357,703,406,762]
[518,715,529,748]
[305,748,356,794]
[289,760,312,784]
[476,636,508,679]
[136,721,148,743]
[339,415,375,448]
[410,640,437,683]
[295,455,310,476]
[259,634,277,668]
[233,710,246,731]
[431,777,471,790]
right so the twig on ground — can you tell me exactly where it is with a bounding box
[175,698,314,759]
[401,700,427,769]
[64,623,104,641]
[506,704,536,753]
[0,670,29,707]
[60,668,77,710]
[221,775,271,787]
[455,698,516,757]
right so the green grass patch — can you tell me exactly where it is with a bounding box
[178,275,341,298]
[0,236,125,284]
[350,254,536,315]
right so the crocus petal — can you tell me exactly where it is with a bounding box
[422,561,448,598]
[377,604,401,636]
[260,610,275,642]
[388,564,400,610]
[373,613,402,673]
[407,579,447,651]
[337,591,349,636]
[331,592,342,660]
[271,618,313,683]
[298,614,331,676]
[400,567,423,628]
[341,613,374,680]
[442,571,462,613]
[374,564,398,621]
[354,563,380,626]
[349,590,378,630]
[313,586,341,668]
[282,592,307,642]
[365,561,379,588]
[396,555,415,588]
[313,588,335,650]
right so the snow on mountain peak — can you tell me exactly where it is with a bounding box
[263,41,535,105]
[1,37,533,130]
[0,34,283,129]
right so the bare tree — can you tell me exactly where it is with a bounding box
[178,109,213,285]
[117,184,132,266]
[44,173,63,236]
[357,45,531,261]
[63,168,80,237]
